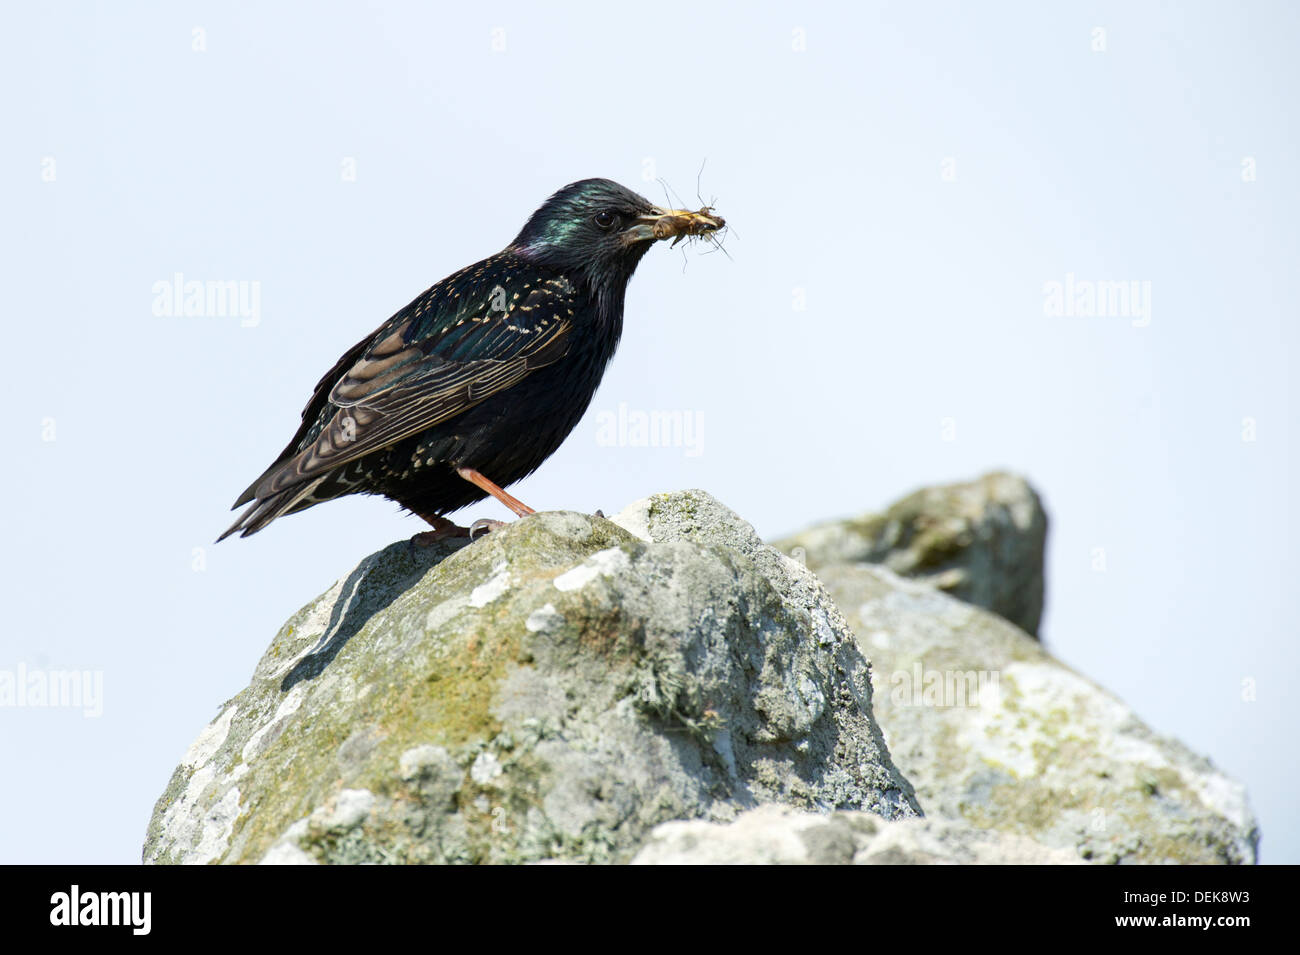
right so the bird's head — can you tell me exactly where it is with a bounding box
[511,178,724,294]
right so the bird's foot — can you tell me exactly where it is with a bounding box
[468,518,507,540]
[410,513,473,550]
[408,517,506,551]
[410,524,471,547]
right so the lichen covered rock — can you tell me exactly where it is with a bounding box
[632,804,1084,865]
[144,492,919,865]
[776,471,1047,636]
[800,562,1258,864]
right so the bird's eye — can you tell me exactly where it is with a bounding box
[593,210,619,230]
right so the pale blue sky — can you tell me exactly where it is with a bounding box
[2,1,1295,863]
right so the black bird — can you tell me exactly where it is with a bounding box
[220,178,724,542]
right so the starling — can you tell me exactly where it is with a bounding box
[220,178,724,542]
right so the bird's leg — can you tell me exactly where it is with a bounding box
[412,470,533,549]
[410,512,471,547]
[455,468,536,517]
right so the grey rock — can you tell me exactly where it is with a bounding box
[776,471,1047,636]
[801,562,1258,864]
[632,804,1085,865]
[144,491,919,865]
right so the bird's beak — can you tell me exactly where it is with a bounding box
[624,207,726,246]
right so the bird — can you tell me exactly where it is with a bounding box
[219,178,724,543]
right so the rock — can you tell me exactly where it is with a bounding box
[631,804,1084,865]
[148,482,1256,865]
[776,472,1047,636]
[800,562,1258,864]
[144,491,920,865]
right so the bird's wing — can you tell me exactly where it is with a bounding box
[235,268,577,507]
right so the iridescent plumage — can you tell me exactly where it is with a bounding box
[220,179,723,540]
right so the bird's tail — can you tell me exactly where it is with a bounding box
[216,477,326,542]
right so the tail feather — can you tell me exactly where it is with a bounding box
[217,476,326,542]
[231,455,288,509]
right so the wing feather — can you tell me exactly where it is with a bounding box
[234,262,578,509]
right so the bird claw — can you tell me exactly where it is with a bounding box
[408,517,506,553]
[469,518,507,540]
